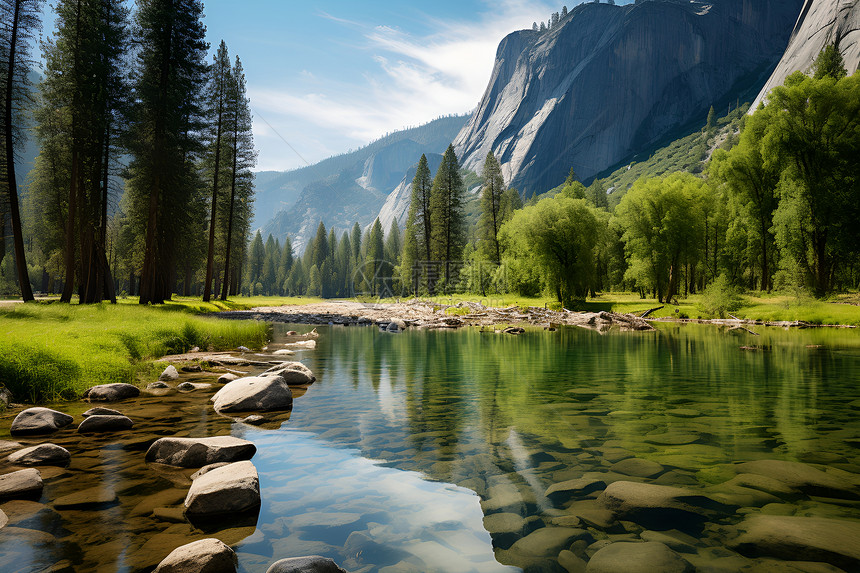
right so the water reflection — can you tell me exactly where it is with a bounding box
[0,323,857,572]
[244,429,517,572]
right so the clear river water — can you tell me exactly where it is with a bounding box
[1,322,859,572]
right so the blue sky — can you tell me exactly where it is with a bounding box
[201,0,575,172]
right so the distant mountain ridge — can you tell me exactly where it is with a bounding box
[260,115,467,251]
[452,0,803,195]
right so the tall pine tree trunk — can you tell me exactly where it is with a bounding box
[220,136,238,301]
[203,102,223,301]
[3,0,34,301]
[60,150,79,302]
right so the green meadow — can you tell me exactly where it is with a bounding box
[0,301,270,403]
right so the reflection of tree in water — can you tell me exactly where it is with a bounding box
[308,322,859,491]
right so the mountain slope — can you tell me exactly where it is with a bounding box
[752,0,860,109]
[453,0,803,196]
[259,115,467,251]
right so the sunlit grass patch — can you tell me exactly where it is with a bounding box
[0,302,269,403]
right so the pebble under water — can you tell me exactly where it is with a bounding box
[1,322,859,572]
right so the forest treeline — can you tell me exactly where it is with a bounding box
[2,16,857,309]
[248,45,859,306]
[0,0,255,304]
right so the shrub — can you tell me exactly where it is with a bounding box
[698,275,744,318]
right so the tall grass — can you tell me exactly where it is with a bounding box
[0,303,269,403]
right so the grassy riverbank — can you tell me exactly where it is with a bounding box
[0,301,270,404]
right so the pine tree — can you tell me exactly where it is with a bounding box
[276,235,293,294]
[408,154,433,265]
[202,40,231,301]
[706,105,716,131]
[350,221,362,262]
[429,144,466,286]
[0,0,41,301]
[384,218,401,295]
[813,41,847,80]
[35,0,129,304]
[220,55,256,300]
[246,230,264,288]
[127,0,208,304]
[479,150,505,264]
[335,232,351,297]
[365,218,384,297]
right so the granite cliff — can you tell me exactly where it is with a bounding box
[452,0,803,195]
[752,0,860,109]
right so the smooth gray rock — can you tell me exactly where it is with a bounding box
[10,408,74,436]
[261,362,316,385]
[736,460,858,499]
[211,376,293,413]
[82,407,122,417]
[752,0,860,110]
[586,542,693,573]
[153,538,237,573]
[145,436,256,468]
[0,469,43,499]
[147,381,170,390]
[597,481,736,530]
[0,508,7,528]
[216,373,239,384]
[265,556,346,573]
[159,365,180,381]
[190,463,231,480]
[78,415,134,433]
[82,383,140,402]
[184,461,260,517]
[730,515,860,571]
[7,444,70,466]
[450,0,802,193]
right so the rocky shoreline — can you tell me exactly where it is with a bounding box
[216,300,655,332]
[214,300,858,332]
[0,332,348,573]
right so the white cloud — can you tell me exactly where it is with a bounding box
[251,0,557,171]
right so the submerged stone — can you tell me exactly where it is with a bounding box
[736,460,859,500]
[266,556,346,573]
[597,481,736,530]
[586,542,694,573]
[729,515,860,571]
